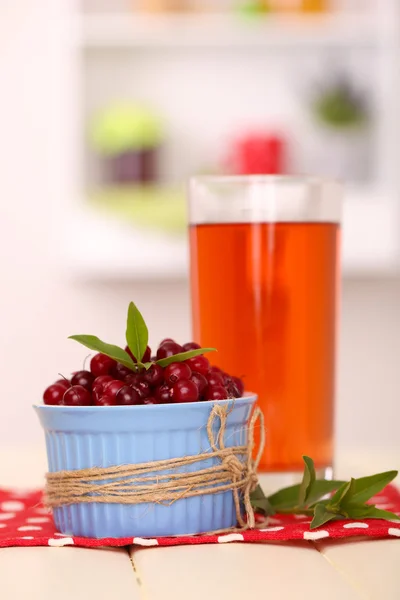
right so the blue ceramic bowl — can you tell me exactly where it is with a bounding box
[34,395,257,539]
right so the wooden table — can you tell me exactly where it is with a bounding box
[1,447,399,600]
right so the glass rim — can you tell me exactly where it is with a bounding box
[190,174,341,187]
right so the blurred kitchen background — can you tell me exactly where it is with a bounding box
[1,0,399,465]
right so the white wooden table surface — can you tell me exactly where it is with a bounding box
[1,446,399,600]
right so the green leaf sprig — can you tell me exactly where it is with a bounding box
[251,456,399,530]
[69,301,216,372]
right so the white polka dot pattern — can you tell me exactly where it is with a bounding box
[0,485,399,548]
[26,517,50,524]
[133,537,159,546]
[1,501,24,511]
[303,530,330,540]
[217,533,244,543]
[48,537,74,547]
[388,528,400,537]
[0,513,15,521]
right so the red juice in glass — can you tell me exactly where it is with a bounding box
[189,177,341,477]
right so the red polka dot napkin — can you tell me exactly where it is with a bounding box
[0,485,399,549]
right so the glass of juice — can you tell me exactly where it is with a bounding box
[189,175,341,481]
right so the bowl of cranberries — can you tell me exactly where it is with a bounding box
[34,303,256,539]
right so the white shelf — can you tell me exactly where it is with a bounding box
[63,189,399,281]
[78,12,384,49]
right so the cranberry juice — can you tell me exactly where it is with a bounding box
[189,221,339,473]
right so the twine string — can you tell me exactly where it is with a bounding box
[45,404,265,529]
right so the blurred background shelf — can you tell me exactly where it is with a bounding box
[79,13,385,48]
[63,185,399,281]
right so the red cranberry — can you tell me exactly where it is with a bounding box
[143,396,157,405]
[93,375,114,389]
[43,383,66,405]
[159,338,175,346]
[190,371,208,395]
[54,379,71,390]
[185,355,210,376]
[171,379,199,403]
[124,345,151,363]
[204,385,228,401]
[164,362,192,387]
[209,365,223,374]
[154,384,172,404]
[71,370,95,391]
[207,371,225,387]
[182,342,201,351]
[90,353,116,377]
[143,363,164,386]
[103,379,125,398]
[112,363,134,380]
[142,346,151,363]
[232,376,245,396]
[63,385,92,406]
[131,380,151,399]
[94,392,116,406]
[224,377,242,398]
[156,341,183,360]
[116,385,141,406]
[92,385,103,403]
[124,373,141,386]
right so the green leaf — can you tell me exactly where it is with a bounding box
[125,301,148,362]
[156,348,216,368]
[330,480,354,507]
[343,504,400,521]
[68,335,136,371]
[250,484,275,516]
[268,480,345,513]
[298,456,316,506]
[342,471,398,506]
[310,503,338,529]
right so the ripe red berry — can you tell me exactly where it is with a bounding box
[112,363,134,380]
[71,370,95,391]
[190,371,208,395]
[224,377,242,398]
[116,385,141,406]
[156,341,183,360]
[94,392,116,406]
[204,385,228,401]
[103,379,125,398]
[63,385,92,406]
[124,373,141,386]
[90,353,116,377]
[171,379,199,403]
[143,396,157,405]
[92,385,103,403]
[54,379,71,390]
[182,342,201,351]
[232,376,245,396]
[93,375,114,389]
[164,362,192,387]
[185,355,210,376]
[159,338,175,346]
[207,371,225,387]
[124,345,151,363]
[154,384,171,404]
[143,363,163,386]
[131,380,151,399]
[43,383,66,405]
